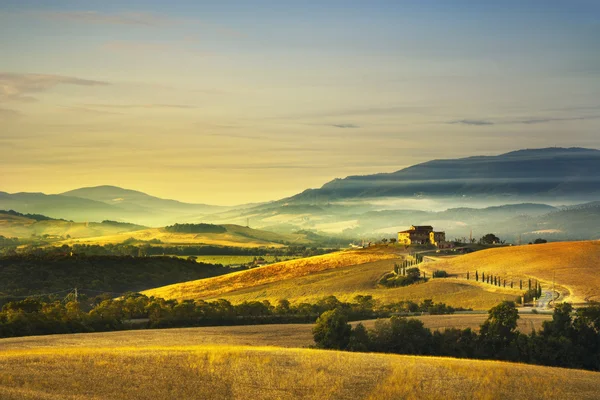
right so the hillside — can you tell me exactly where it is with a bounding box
[63,224,317,248]
[426,240,600,303]
[0,210,145,240]
[284,147,600,203]
[143,248,519,309]
[1,338,599,400]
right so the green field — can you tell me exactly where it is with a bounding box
[170,255,298,266]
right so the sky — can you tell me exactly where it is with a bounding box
[1,0,600,205]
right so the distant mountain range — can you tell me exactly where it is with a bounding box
[2,148,600,239]
[0,186,227,226]
[284,147,600,203]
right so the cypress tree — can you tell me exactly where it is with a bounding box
[510,281,513,288]
[467,272,470,280]
[482,272,485,282]
[520,280,523,290]
[503,280,506,287]
[475,271,479,281]
[529,279,531,291]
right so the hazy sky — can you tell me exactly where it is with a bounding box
[1,0,600,204]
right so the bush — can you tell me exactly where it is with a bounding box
[433,270,449,278]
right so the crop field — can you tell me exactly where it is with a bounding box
[426,241,600,303]
[142,248,399,302]
[1,341,599,400]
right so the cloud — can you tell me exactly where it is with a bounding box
[331,123,360,128]
[448,115,600,126]
[518,116,600,124]
[0,107,21,118]
[82,103,197,110]
[449,119,494,126]
[0,73,109,103]
[39,11,171,27]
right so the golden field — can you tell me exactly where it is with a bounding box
[1,342,599,400]
[0,314,550,353]
[143,247,519,309]
[425,241,600,303]
[143,248,397,300]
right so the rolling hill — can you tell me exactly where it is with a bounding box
[61,223,319,248]
[143,247,519,309]
[1,336,599,400]
[424,240,600,303]
[0,210,145,240]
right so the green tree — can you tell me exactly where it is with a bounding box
[312,309,352,350]
[479,233,501,245]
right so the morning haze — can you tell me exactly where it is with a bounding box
[2,2,600,399]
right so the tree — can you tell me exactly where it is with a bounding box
[389,238,397,245]
[312,309,352,350]
[479,301,520,358]
[475,271,479,281]
[381,238,388,244]
[533,238,547,244]
[479,233,501,245]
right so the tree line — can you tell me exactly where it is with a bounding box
[313,301,600,371]
[0,294,457,339]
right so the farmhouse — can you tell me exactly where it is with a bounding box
[398,225,446,246]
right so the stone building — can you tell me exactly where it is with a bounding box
[398,225,446,246]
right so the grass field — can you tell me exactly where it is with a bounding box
[424,241,600,303]
[1,341,598,400]
[143,247,519,309]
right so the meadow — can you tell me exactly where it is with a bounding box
[1,343,598,400]
[426,240,600,303]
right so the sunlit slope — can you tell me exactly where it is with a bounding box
[143,248,518,309]
[428,241,600,303]
[64,224,313,248]
[1,344,599,400]
[0,211,145,239]
[143,248,398,301]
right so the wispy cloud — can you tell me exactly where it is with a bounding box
[331,123,360,128]
[449,119,494,126]
[518,116,600,124]
[101,40,213,57]
[39,11,171,27]
[0,107,21,118]
[0,73,109,103]
[82,103,197,110]
[448,115,600,126]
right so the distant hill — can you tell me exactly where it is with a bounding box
[284,147,600,203]
[0,210,146,240]
[0,186,227,227]
[62,185,224,215]
[61,223,321,248]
